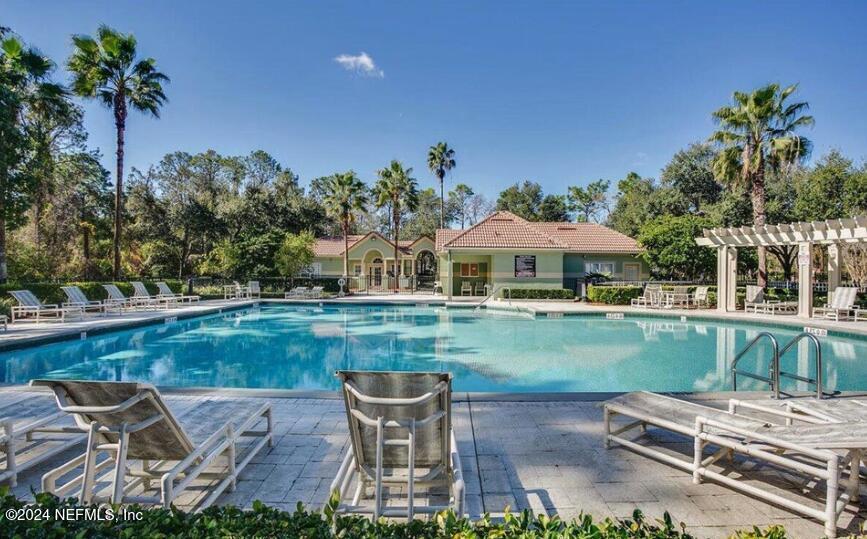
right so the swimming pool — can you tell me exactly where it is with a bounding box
[1,304,864,393]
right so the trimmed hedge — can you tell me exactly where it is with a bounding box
[0,489,790,538]
[508,288,575,300]
[587,285,644,305]
[0,280,184,317]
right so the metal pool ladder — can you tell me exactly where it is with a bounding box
[731,331,824,399]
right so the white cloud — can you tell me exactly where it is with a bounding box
[334,52,384,78]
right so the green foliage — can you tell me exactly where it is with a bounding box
[638,215,716,280]
[508,288,575,300]
[568,179,609,222]
[660,142,720,212]
[275,231,315,278]
[6,489,804,538]
[539,194,570,222]
[587,285,644,304]
[496,180,543,221]
[607,173,689,238]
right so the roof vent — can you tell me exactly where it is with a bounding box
[557,226,575,230]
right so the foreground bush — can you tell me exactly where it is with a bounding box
[0,490,794,538]
[587,285,644,305]
[508,288,575,300]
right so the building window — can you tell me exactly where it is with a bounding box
[403,260,412,275]
[353,264,362,276]
[310,262,322,276]
[460,263,479,277]
[587,262,615,275]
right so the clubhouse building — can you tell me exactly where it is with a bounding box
[309,210,648,298]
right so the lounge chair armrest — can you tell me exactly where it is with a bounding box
[727,399,820,425]
[696,415,836,462]
[41,303,60,309]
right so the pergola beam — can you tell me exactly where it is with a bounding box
[695,216,867,247]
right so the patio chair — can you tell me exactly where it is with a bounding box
[432,281,443,296]
[8,290,83,323]
[0,394,83,486]
[604,391,865,538]
[132,281,179,310]
[474,282,486,296]
[691,286,710,309]
[744,285,766,313]
[102,284,144,311]
[248,281,261,299]
[61,286,120,316]
[32,379,272,509]
[329,371,465,519]
[285,286,308,298]
[156,282,200,303]
[663,285,691,308]
[460,281,472,296]
[814,287,858,321]
[630,284,661,308]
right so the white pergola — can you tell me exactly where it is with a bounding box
[695,217,867,317]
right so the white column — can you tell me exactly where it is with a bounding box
[798,242,814,318]
[447,250,453,301]
[716,246,737,312]
[827,243,841,293]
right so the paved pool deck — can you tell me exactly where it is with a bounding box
[4,388,864,538]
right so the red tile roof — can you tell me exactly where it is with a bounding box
[435,211,641,253]
[313,232,425,257]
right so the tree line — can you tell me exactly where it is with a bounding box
[3,25,865,284]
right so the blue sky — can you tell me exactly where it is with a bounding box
[5,1,867,198]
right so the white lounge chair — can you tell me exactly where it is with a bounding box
[329,371,465,519]
[8,290,83,323]
[630,284,661,308]
[663,285,691,308]
[102,284,142,311]
[33,379,273,510]
[285,286,308,298]
[0,394,83,486]
[61,286,120,316]
[604,392,865,538]
[156,282,200,303]
[248,281,261,299]
[474,282,486,296]
[460,281,472,296]
[815,287,858,321]
[132,281,178,310]
[308,286,324,299]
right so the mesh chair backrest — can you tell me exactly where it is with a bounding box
[339,371,451,472]
[831,287,857,309]
[645,284,661,293]
[31,379,194,461]
[131,282,150,298]
[746,285,763,303]
[248,281,260,293]
[10,290,41,307]
[694,286,709,301]
[156,282,174,295]
[102,284,125,300]
[673,285,689,295]
[62,286,88,304]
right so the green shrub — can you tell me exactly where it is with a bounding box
[587,285,644,305]
[0,489,790,538]
[508,288,575,300]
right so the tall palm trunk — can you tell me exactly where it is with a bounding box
[112,95,127,280]
[439,172,445,229]
[342,218,349,277]
[752,160,768,289]
[0,166,7,283]
[393,203,400,293]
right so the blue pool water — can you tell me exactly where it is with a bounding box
[1,304,864,393]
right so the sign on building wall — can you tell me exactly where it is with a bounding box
[514,255,536,278]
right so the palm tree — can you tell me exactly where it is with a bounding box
[709,83,812,288]
[68,25,169,279]
[374,160,419,292]
[0,35,68,282]
[321,171,368,278]
[427,142,456,228]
